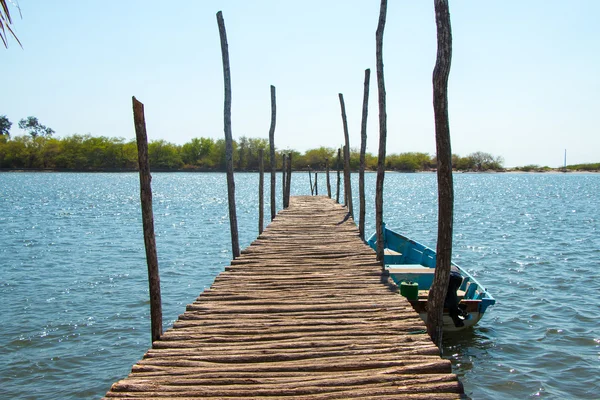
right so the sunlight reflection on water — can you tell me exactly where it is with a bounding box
[0,172,598,399]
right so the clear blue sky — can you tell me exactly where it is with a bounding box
[2,1,599,167]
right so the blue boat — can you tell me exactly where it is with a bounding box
[367,225,495,331]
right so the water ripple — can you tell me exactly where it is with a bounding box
[1,172,599,399]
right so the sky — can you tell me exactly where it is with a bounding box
[2,0,599,168]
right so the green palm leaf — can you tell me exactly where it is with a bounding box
[1,0,22,48]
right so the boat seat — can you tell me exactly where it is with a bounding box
[417,289,466,300]
[384,248,402,256]
[387,264,434,274]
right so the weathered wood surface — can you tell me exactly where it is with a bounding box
[428,0,455,346]
[375,0,388,265]
[359,68,371,242]
[269,85,277,221]
[258,148,264,234]
[105,196,463,399]
[132,97,163,344]
[216,10,240,259]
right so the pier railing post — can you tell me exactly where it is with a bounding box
[282,153,287,206]
[427,0,454,347]
[285,153,292,207]
[343,145,349,207]
[326,157,332,198]
[132,96,163,344]
[217,10,240,259]
[258,148,264,234]
[339,94,354,218]
[375,0,388,266]
[359,68,371,241]
[336,147,341,203]
[269,85,277,221]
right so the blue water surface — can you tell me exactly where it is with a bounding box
[0,172,598,399]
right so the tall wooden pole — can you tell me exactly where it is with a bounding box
[336,147,341,203]
[342,145,349,206]
[339,94,353,218]
[282,153,287,206]
[325,158,331,198]
[308,167,314,195]
[427,0,454,347]
[359,68,371,241]
[285,153,292,207]
[375,0,387,266]
[258,148,264,234]
[314,172,318,196]
[132,96,162,344]
[217,11,240,259]
[269,85,277,221]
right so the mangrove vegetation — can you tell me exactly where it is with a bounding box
[0,116,597,172]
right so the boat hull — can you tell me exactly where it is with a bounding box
[368,225,495,331]
[418,311,483,332]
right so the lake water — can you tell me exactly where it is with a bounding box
[0,172,598,399]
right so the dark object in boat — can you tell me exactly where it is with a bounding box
[445,266,469,327]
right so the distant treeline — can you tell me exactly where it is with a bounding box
[566,163,600,171]
[0,134,513,172]
[513,163,600,172]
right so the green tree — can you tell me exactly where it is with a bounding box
[386,152,432,171]
[7,134,46,168]
[303,147,335,169]
[78,135,126,169]
[119,140,138,169]
[349,148,363,170]
[466,151,504,171]
[0,115,11,136]
[54,134,86,169]
[208,139,237,170]
[181,137,215,167]
[18,116,55,138]
[148,140,182,169]
[0,135,28,167]
[236,136,249,170]
[40,138,61,168]
[245,138,269,170]
[364,152,377,170]
[454,155,474,170]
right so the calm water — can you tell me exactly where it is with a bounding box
[0,172,598,399]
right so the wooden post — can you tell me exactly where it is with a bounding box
[285,153,292,207]
[217,11,240,259]
[325,158,331,198]
[282,153,287,206]
[258,148,264,234]
[336,147,341,203]
[314,172,318,196]
[308,167,314,195]
[269,85,277,221]
[359,68,371,242]
[375,0,387,266]
[343,145,349,206]
[339,94,353,218]
[132,96,162,345]
[427,0,454,347]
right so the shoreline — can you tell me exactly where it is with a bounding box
[1,168,598,174]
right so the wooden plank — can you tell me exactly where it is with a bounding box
[388,265,435,274]
[104,196,463,399]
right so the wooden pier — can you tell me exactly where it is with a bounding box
[105,196,464,399]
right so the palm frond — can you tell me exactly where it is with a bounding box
[0,0,22,48]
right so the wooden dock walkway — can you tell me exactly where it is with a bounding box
[105,196,464,399]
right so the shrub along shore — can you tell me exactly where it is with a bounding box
[0,134,597,172]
